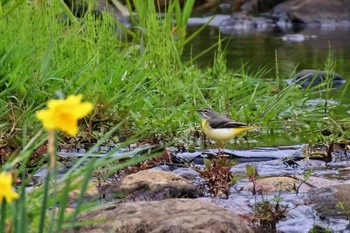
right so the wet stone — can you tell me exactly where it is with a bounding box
[244,176,302,193]
[244,176,344,194]
[75,198,254,233]
[306,184,350,219]
[102,170,200,201]
[292,69,345,88]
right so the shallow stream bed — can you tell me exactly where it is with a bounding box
[54,144,350,232]
[176,146,350,233]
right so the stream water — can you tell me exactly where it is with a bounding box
[175,146,350,233]
[55,143,350,232]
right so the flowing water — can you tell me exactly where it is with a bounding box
[175,147,350,233]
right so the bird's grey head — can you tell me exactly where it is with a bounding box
[196,108,215,119]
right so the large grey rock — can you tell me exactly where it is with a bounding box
[306,184,350,218]
[102,170,200,201]
[75,198,253,233]
[271,0,350,26]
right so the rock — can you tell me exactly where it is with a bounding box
[292,69,346,88]
[67,180,100,203]
[244,176,301,193]
[271,0,350,27]
[219,13,275,34]
[232,0,287,13]
[185,0,350,32]
[102,170,200,201]
[306,184,350,218]
[295,176,343,188]
[244,176,342,193]
[75,198,253,233]
[255,0,288,12]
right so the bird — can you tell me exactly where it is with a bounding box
[197,108,258,154]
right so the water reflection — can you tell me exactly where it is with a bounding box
[184,26,350,79]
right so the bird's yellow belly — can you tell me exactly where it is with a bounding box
[201,119,256,142]
[203,126,237,142]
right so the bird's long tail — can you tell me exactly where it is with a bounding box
[234,125,259,135]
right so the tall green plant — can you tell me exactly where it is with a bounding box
[126,0,213,54]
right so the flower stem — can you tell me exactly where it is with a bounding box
[48,130,56,170]
[38,170,51,233]
[0,201,6,233]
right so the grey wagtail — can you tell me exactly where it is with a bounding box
[197,108,258,145]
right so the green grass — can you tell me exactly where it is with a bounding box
[0,0,348,149]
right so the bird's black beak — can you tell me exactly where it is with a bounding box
[196,109,206,118]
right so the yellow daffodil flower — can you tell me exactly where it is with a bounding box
[36,94,93,136]
[0,172,19,203]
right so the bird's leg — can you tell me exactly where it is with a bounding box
[216,142,221,157]
[222,142,226,157]
[217,142,225,157]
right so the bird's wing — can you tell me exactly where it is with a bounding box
[222,121,249,128]
[208,118,248,129]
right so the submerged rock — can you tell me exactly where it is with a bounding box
[306,184,350,219]
[219,13,275,34]
[75,198,253,233]
[102,170,200,201]
[291,69,346,88]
